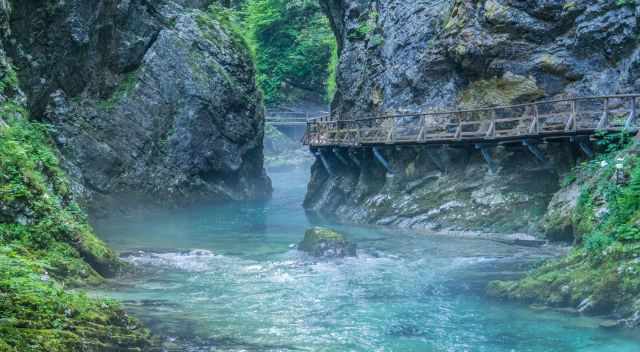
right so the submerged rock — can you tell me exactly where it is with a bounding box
[298,227,356,258]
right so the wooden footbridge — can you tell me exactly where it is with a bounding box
[302,95,639,174]
[266,111,325,126]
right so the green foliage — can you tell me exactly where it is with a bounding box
[0,67,151,348]
[584,231,614,253]
[97,70,139,111]
[560,170,577,187]
[326,43,338,101]
[490,140,640,314]
[616,0,636,7]
[240,0,337,104]
[0,246,153,351]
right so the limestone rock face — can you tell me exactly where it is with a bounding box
[6,0,272,212]
[298,227,357,258]
[307,0,640,234]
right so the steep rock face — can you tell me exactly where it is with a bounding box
[6,0,271,212]
[1,6,154,348]
[307,0,640,234]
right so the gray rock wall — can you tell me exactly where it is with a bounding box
[5,0,271,212]
[306,0,640,235]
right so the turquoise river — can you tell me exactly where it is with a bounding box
[93,168,640,351]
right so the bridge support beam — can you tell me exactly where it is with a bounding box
[332,148,350,167]
[425,146,446,173]
[523,140,552,169]
[348,148,362,168]
[575,137,594,158]
[315,149,335,176]
[475,144,498,174]
[372,147,395,176]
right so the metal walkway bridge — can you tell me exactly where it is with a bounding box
[302,95,639,174]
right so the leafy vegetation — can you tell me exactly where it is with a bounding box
[490,134,640,318]
[0,62,153,350]
[238,0,337,104]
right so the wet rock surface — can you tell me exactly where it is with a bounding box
[307,0,640,234]
[6,0,272,213]
[298,227,357,258]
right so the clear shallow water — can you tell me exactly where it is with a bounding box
[94,168,640,351]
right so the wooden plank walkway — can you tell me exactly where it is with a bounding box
[303,95,639,148]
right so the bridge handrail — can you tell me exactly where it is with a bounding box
[303,94,639,147]
[309,94,640,125]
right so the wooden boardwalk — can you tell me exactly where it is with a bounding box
[303,95,639,148]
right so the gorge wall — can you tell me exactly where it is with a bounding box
[1,1,273,349]
[306,0,640,236]
[5,0,271,214]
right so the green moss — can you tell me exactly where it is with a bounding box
[97,70,139,111]
[460,72,545,108]
[0,65,153,349]
[491,142,640,317]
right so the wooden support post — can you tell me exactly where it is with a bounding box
[625,96,637,131]
[425,146,445,173]
[372,147,395,176]
[523,139,552,169]
[348,148,362,168]
[577,137,594,158]
[598,98,609,130]
[332,148,350,166]
[475,144,498,174]
[316,150,335,176]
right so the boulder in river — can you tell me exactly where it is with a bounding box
[298,227,356,258]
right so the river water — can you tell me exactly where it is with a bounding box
[94,168,640,351]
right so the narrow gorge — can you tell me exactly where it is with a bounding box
[1,0,640,351]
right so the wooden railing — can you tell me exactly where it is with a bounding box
[303,95,639,147]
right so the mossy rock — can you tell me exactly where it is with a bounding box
[459,72,544,108]
[298,227,357,258]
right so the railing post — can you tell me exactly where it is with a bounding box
[625,96,637,131]
[565,99,577,132]
[386,117,396,144]
[417,115,426,142]
[455,112,463,140]
[529,104,539,135]
[598,97,609,130]
[485,110,496,139]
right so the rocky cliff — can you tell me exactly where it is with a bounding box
[1,4,155,350]
[306,0,640,234]
[5,0,271,213]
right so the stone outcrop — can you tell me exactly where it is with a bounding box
[307,0,640,234]
[298,227,357,258]
[5,0,271,213]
